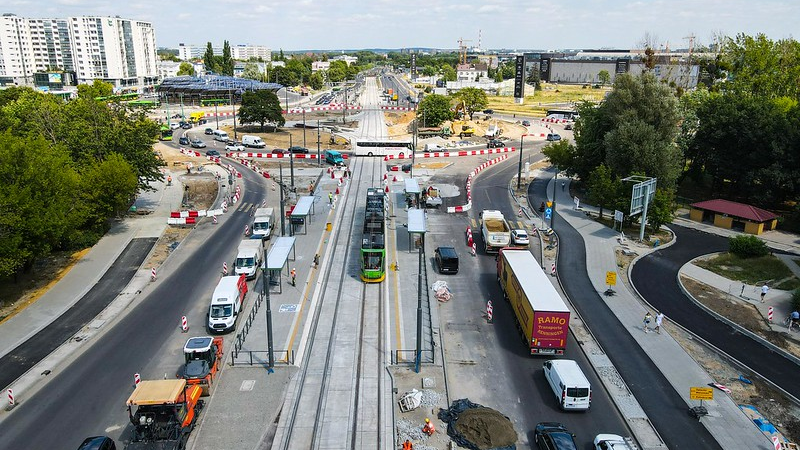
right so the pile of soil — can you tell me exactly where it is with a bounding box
[454,407,517,449]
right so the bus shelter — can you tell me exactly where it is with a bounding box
[407,209,427,252]
[404,178,421,208]
[264,236,296,294]
[289,196,315,235]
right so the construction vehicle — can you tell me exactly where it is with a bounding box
[125,379,203,450]
[479,210,511,252]
[424,186,443,208]
[416,126,452,138]
[189,112,205,124]
[451,121,475,138]
[176,336,224,396]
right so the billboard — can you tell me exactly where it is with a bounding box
[513,55,525,98]
[48,73,62,84]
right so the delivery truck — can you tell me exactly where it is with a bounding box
[497,248,570,355]
[235,239,264,280]
[251,207,275,240]
[480,210,511,253]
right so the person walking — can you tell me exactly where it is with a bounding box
[290,268,297,286]
[655,311,665,334]
[308,182,314,195]
[643,312,653,333]
[313,254,320,268]
[328,192,333,205]
[760,284,769,303]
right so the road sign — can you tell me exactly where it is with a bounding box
[545,207,552,220]
[690,387,714,400]
[605,271,617,286]
[546,201,552,208]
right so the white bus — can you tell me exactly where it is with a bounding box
[353,139,413,157]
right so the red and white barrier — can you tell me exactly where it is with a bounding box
[282,105,362,114]
[384,147,517,161]
[244,225,250,236]
[7,388,14,406]
[447,154,510,213]
[227,152,349,160]
[167,217,197,225]
[181,316,188,332]
[768,306,773,323]
[222,262,228,275]
[541,117,571,124]
[212,215,218,224]
[773,436,782,450]
[150,267,157,281]
[134,373,141,385]
[380,106,415,111]
[466,227,473,247]
[471,242,477,256]
[486,300,493,323]
[551,263,556,276]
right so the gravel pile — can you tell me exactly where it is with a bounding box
[396,418,428,443]
[420,389,444,407]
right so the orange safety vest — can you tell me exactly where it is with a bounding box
[423,422,435,435]
[402,441,413,450]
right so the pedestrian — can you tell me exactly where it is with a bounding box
[328,192,333,205]
[290,268,297,286]
[655,311,665,334]
[643,311,653,333]
[167,175,172,186]
[313,254,320,268]
[308,182,314,195]
[561,181,565,191]
[760,284,769,303]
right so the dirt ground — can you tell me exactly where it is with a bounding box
[615,247,800,444]
[384,111,529,142]
[217,122,352,150]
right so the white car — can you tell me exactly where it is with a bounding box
[594,434,636,450]
[225,142,245,152]
[169,122,180,130]
[511,229,530,246]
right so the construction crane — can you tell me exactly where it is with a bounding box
[458,37,473,65]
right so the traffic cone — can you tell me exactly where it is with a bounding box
[383,173,387,180]
[335,187,340,195]
[385,185,390,193]
[331,171,335,179]
[393,175,398,182]
[384,155,389,161]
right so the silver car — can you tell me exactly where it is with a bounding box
[511,229,530,247]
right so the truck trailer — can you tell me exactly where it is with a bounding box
[497,248,570,355]
[480,210,511,253]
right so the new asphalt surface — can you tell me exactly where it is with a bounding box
[631,225,800,400]
[0,237,156,391]
[528,173,722,450]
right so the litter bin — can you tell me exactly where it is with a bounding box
[326,222,332,231]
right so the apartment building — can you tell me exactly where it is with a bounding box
[0,13,158,88]
[178,43,271,61]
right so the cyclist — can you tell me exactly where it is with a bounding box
[789,310,800,330]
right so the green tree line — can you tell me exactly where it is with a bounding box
[0,82,162,277]
[542,33,800,232]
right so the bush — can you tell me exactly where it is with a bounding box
[728,235,769,258]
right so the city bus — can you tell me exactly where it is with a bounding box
[159,125,173,141]
[353,139,413,157]
[127,99,160,108]
[201,98,228,107]
[545,109,579,121]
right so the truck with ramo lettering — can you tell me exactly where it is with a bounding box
[497,248,570,355]
[479,210,511,253]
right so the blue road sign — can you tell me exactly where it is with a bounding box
[545,207,552,219]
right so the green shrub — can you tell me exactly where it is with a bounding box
[728,235,769,258]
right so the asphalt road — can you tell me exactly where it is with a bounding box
[524,170,722,449]
[0,162,266,450]
[0,237,156,391]
[631,224,800,400]
[460,155,632,449]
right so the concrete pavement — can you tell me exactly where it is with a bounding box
[543,173,773,450]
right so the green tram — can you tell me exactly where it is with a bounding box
[360,188,386,282]
[159,125,173,141]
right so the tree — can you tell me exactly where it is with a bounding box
[203,42,217,73]
[416,94,453,127]
[441,64,457,82]
[241,62,264,81]
[177,62,195,77]
[452,87,487,120]
[221,40,234,76]
[598,70,611,86]
[238,90,285,131]
[80,153,138,231]
[541,140,577,175]
[77,80,113,99]
[646,188,675,232]
[422,65,436,77]
[309,72,324,90]
[720,33,800,99]
[586,164,620,219]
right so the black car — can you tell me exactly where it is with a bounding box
[205,149,220,157]
[487,139,504,148]
[483,109,494,114]
[178,136,190,145]
[522,120,531,126]
[534,422,577,450]
[204,128,214,135]
[288,146,309,154]
[564,123,573,130]
[181,122,192,129]
[76,436,116,450]
[434,247,459,274]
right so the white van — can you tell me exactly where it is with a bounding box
[543,359,591,410]
[213,130,229,142]
[207,275,248,333]
[242,135,266,148]
[424,143,442,151]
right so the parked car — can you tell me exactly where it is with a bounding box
[511,229,530,246]
[564,123,573,131]
[434,246,459,274]
[181,122,192,129]
[204,128,214,135]
[483,109,494,114]
[534,422,578,450]
[288,146,309,154]
[522,120,531,126]
[225,141,245,152]
[594,434,636,450]
[76,436,116,450]
[546,133,562,141]
[190,138,206,148]
[205,149,220,157]
[271,148,287,155]
[487,139,504,148]
[178,136,190,145]
[170,123,180,130]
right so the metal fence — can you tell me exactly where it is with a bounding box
[232,292,264,360]
[232,350,295,366]
[391,349,436,365]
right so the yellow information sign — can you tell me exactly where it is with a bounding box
[546,201,552,208]
[605,271,617,286]
[690,387,714,400]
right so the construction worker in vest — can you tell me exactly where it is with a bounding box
[290,268,297,286]
[422,418,435,436]
[328,192,333,205]
[402,440,413,450]
[167,175,172,186]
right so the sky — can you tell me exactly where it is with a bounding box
[4,0,799,51]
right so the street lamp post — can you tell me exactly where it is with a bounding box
[317,120,321,167]
[262,238,274,370]
[230,89,238,141]
[288,134,295,188]
[279,165,286,236]
[302,108,306,149]
[517,134,529,190]
[214,102,220,130]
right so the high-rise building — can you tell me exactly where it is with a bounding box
[177,43,271,62]
[0,13,158,88]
